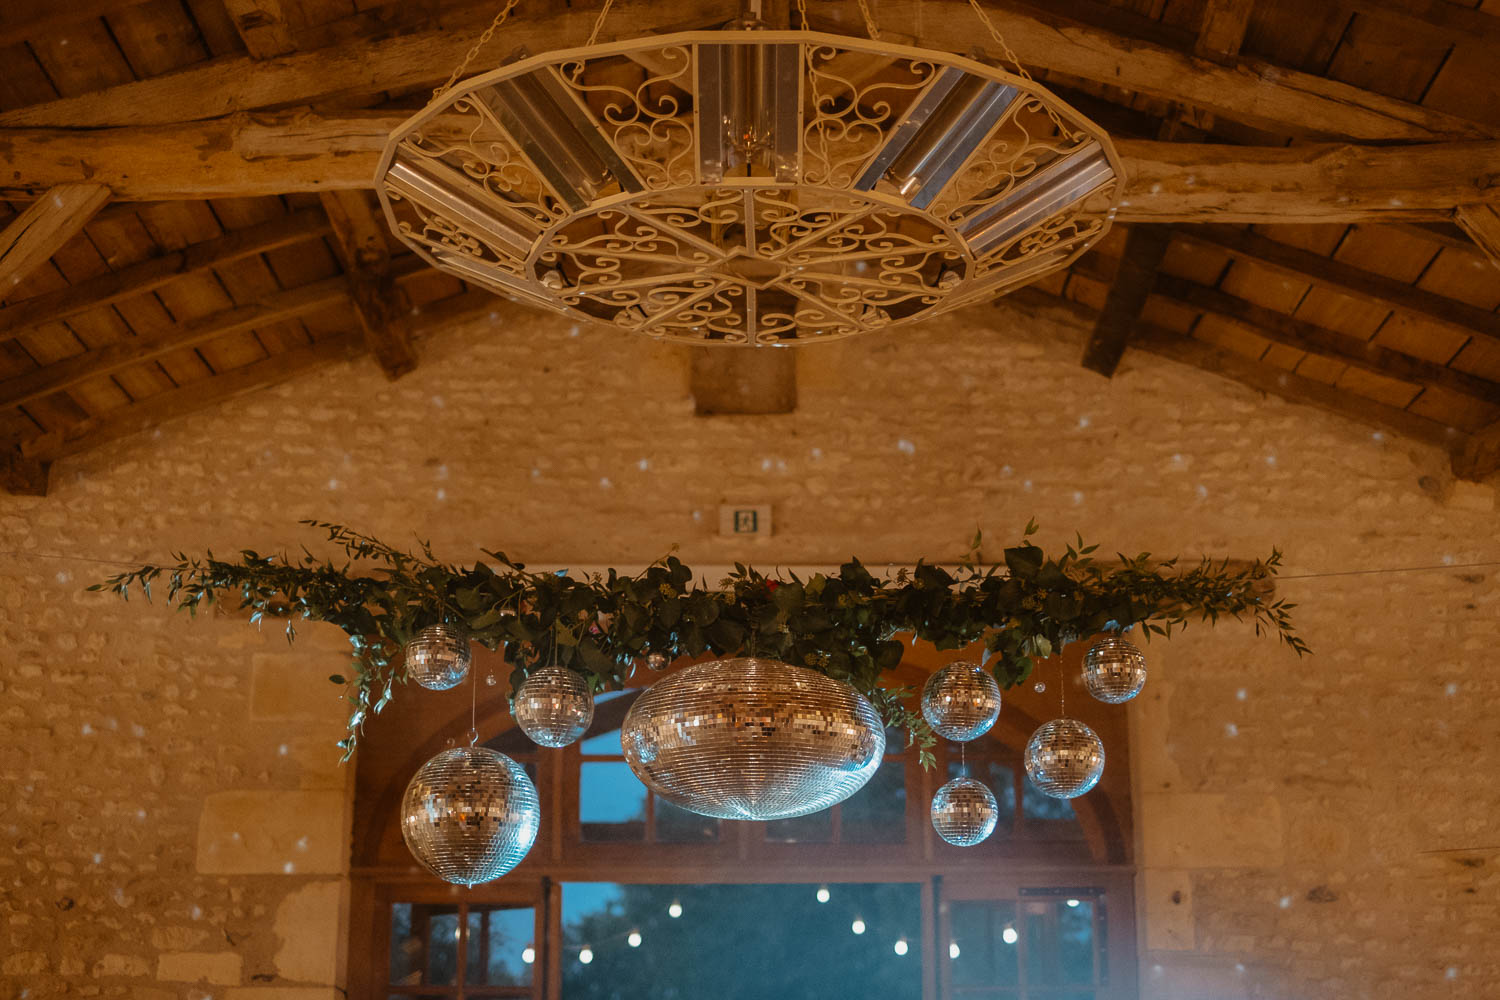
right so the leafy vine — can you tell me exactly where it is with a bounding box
[93,520,1307,766]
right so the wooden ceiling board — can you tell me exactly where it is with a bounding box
[1370,312,1471,367]
[1240,0,1352,72]
[1332,365,1422,410]
[1247,223,1345,256]
[1332,225,1440,284]
[66,372,134,416]
[1218,258,1309,314]
[0,45,58,111]
[400,271,464,311]
[1415,248,1500,311]
[0,407,42,443]
[23,391,92,436]
[1159,240,1230,286]
[193,327,273,374]
[184,0,249,56]
[1291,286,1393,341]
[208,197,314,356]
[104,0,211,78]
[1190,312,1272,359]
[1406,383,1500,433]
[1290,353,1349,387]
[1259,343,1307,372]
[1139,296,1200,335]
[26,20,138,98]
[1064,272,1112,313]
[1322,14,1453,104]
[1448,337,1500,385]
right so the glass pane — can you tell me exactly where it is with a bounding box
[655,797,719,843]
[579,694,632,754]
[946,759,1017,832]
[580,761,647,841]
[388,902,461,986]
[765,808,833,844]
[949,900,1019,988]
[840,759,906,843]
[1021,896,1097,987]
[563,883,921,1000]
[474,905,536,986]
[1022,779,1077,822]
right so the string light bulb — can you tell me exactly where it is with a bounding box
[816,886,831,904]
[1066,898,1080,908]
[627,930,642,948]
[521,946,535,964]
[894,939,909,956]
[1002,926,1019,945]
[949,941,961,959]
[578,946,594,965]
[851,918,866,935]
[668,900,683,918]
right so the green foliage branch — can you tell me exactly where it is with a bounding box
[93,520,1307,766]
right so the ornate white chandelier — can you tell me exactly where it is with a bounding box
[377,16,1122,344]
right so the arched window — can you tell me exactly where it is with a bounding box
[348,644,1138,999]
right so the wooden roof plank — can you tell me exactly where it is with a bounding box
[0,184,111,302]
[0,207,331,341]
[1152,272,1500,405]
[223,0,299,59]
[1340,0,1500,51]
[0,0,1491,144]
[1173,224,1500,347]
[319,189,416,379]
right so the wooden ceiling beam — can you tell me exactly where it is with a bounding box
[1455,204,1500,271]
[222,0,298,59]
[1081,226,1171,376]
[1194,0,1255,63]
[1151,273,1500,407]
[1173,224,1500,347]
[0,207,331,343]
[1339,0,1500,51]
[3,111,1496,224]
[1,446,49,497]
[1452,420,1500,482]
[320,190,417,379]
[0,0,1489,145]
[0,275,351,410]
[0,184,111,302]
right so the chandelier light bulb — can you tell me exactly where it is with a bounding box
[627,930,642,948]
[1002,926,1018,945]
[851,918,866,935]
[894,939,909,956]
[816,886,831,904]
[578,946,594,965]
[668,901,683,918]
[521,946,535,965]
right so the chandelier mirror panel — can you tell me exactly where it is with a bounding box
[377,30,1122,345]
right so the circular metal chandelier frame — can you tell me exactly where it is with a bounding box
[377,29,1123,345]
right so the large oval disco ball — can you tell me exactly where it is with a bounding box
[400,746,540,886]
[621,657,886,821]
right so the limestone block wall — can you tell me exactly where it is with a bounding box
[2,297,1496,999]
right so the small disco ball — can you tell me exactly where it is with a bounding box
[622,657,885,821]
[1083,634,1147,704]
[514,664,595,748]
[645,652,669,671]
[931,776,999,847]
[400,746,540,886]
[921,661,1001,742]
[1024,719,1105,799]
[405,623,471,691]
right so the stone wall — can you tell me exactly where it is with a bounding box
[2,296,1496,999]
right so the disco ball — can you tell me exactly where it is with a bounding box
[645,652,669,672]
[1024,719,1105,799]
[513,664,595,748]
[405,623,471,691]
[921,661,1001,741]
[1083,634,1147,704]
[400,746,540,886]
[931,776,999,847]
[621,657,886,821]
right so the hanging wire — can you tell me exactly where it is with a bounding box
[1057,655,1066,719]
[964,0,1069,134]
[855,0,882,39]
[433,0,523,100]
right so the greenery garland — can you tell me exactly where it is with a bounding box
[93,520,1307,766]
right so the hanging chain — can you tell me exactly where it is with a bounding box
[467,648,479,746]
[965,0,1070,135]
[1058,656,1066,719]
[433,0,523,100]
[584,0,615,46]
[856,0,882,39]
[797,0,810,30]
